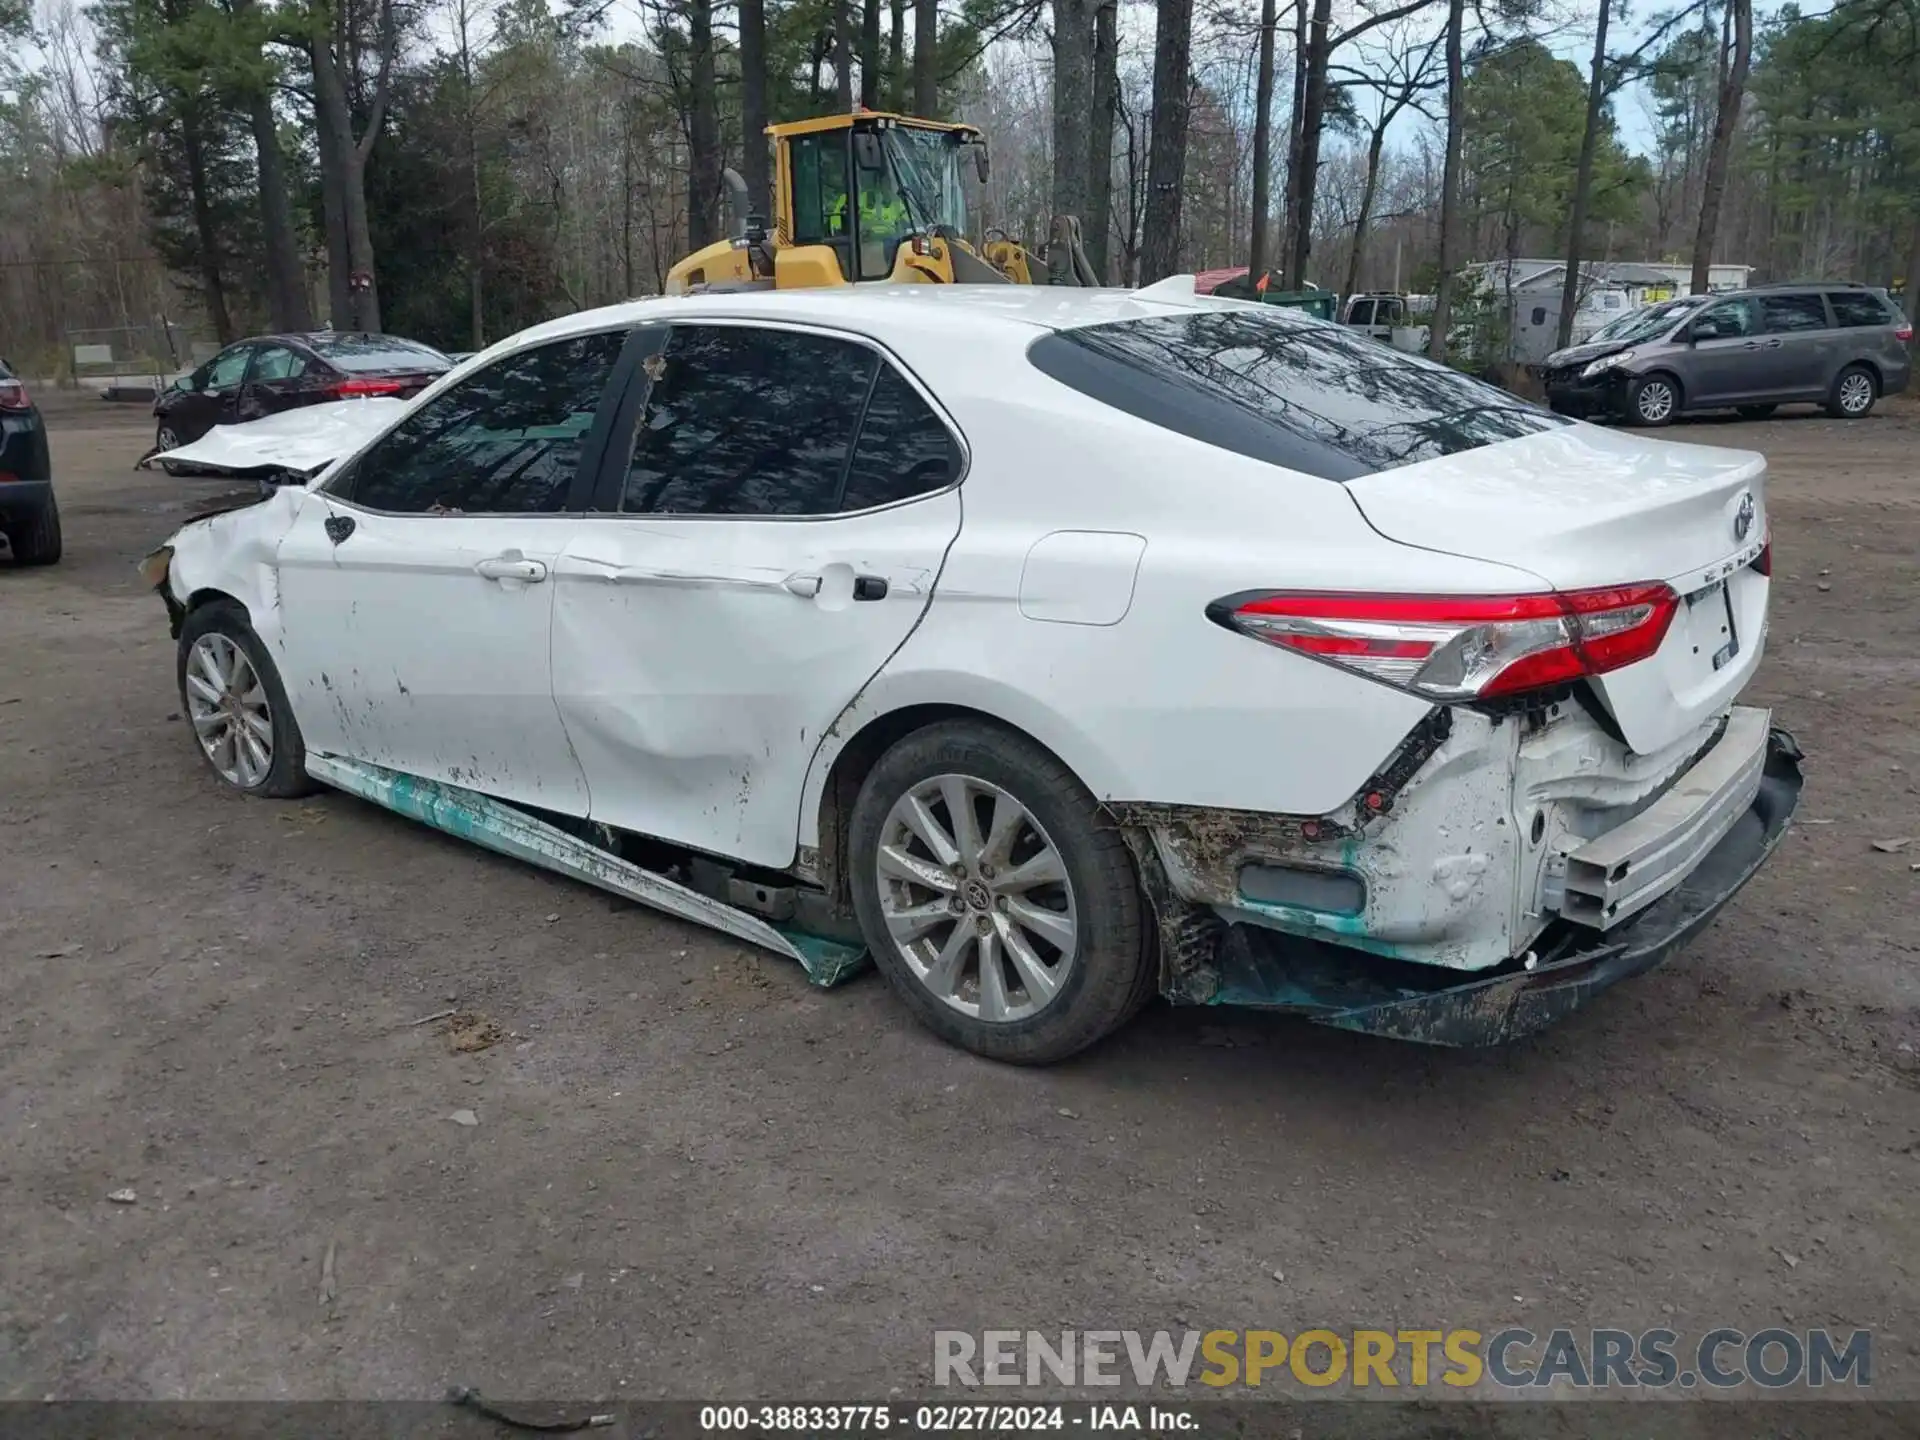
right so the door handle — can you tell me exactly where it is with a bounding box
[783,572,823,597]
[475,554,549,583]
[1742,340,1761,350]
[853,575,889,601]
[1764,338,1783,349]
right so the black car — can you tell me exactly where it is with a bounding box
[152,332,451,464]
[0,358,59,566]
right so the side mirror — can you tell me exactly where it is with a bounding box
[974,145,990,184]
[852,131,884,173]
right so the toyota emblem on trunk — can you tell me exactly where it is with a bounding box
[1734,492,1755,542]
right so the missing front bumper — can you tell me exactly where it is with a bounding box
[1181,726,1803,1047]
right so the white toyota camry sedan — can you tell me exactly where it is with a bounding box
[142,283,1801,1063]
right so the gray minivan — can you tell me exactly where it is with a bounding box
[1544,283,1913,426]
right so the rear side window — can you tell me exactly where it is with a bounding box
[1028,308,1570,482]
[310,335,450,374]
[1828,291,1893,328]
[333,330,626,515]
[1759,294,1828,332]
[622,325,956,517]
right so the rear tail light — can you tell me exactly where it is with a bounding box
[1895,323,1913,343]
[326,377,407,398]
[1211,584,1680,702]
[1752,527,1772,577]
[0,378,31,411]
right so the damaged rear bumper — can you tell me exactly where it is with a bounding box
[1172,727,1803,1046]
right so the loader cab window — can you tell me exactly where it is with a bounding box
[789,130,855,280]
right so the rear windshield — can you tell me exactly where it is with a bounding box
[309,335,451,374]
[1029,308,1569,482]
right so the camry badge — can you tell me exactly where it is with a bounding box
[1733,492,1755,543]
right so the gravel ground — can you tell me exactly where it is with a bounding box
[1,395,1915,1428]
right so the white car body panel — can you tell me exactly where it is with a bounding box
[153,397,409,474]
[150,283,1781,983]
[274,495,591,813]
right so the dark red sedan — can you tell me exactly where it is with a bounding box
[152,332,451,465]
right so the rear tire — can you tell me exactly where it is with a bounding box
[1625,373,1680,427]
[1736,404,1777,421]
[176,602,318,799]
[848,720,1151,1065]
[1827,365,1876,419]
[8,494,62,566]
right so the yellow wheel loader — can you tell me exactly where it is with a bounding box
[663,110,1099,295]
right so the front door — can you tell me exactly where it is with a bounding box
[552,320,965,869]
[273,327,633,814]
[175,343,255,442]
[1679,297,1766,407]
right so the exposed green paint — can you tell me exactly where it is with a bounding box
[779,930,872,987]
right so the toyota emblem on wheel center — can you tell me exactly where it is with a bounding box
[1734,492,1755,542]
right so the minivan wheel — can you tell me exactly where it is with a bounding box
[1828,365,1876,419]
[176,602,317,798]
[848,720,1151,1065]
[1626,374,1679,427]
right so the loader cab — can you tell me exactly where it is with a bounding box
[775,113,983,285]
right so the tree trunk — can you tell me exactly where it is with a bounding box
[1903,216,1920,360]
[887,0,905,108]
[1343,122,1387,301]
[741,0,770,220]
[1426,0,1464,361]
[178,100,234,343]
[688,0,722,248]
[1286,0,1331,290]
[1556,0,1612,349]
[1139,0,1192,282]
[312,92,351,328]
[1246,0,1277,285]
[860,0,881,106]
[1691,0,1751,295]
[246,86,312,332]
[1086,0,1118,281]
[834,0,854,108]
[311,1,395,334]
[1281,0,1308,283]
[912,0,937,114]
[1051,0,1095,232]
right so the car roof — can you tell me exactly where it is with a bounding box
[501,282,1241,354]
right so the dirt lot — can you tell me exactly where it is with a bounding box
[2,394,1916,1420]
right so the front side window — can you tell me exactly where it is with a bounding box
[623,326,878,516]
[1828,291,1892,328]
[330,329,627,515]
[1029,308,1569,482]
[1690,299,1760,340]
[1760,293,1828,333]
[204,346,252,389]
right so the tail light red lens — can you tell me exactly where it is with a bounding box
[1895,324,1913,343]
[0,378,31,411]
[1212,584,1680,702]
[326,377,407,398]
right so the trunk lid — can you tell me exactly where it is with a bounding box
[1344,424,1770,755]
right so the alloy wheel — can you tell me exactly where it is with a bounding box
[1636,381,1675,424]
[874,773,1079,1024]
[1839,372,1873,415]
[184,633,274,788]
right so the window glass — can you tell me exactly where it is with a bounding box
[249,346,307,382]
[1760,293,1828,333]
[622,326,877,517]
[1828,291,1892,328]
[205,347,252,389]
[1028,308,1569,482]
[841,366,960,511]
[1347,300,1374,326]
[789,131,852,246]
[1690,299,1759,340]
[334,330,626,515]
[308,334,451,374]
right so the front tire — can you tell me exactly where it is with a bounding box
[1625,373,1680,427]
[1827,365,1876,419]
[155,421,189,477]
[176,602,317,798]
[848,720,1151,1064]
[8,494,62,566]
